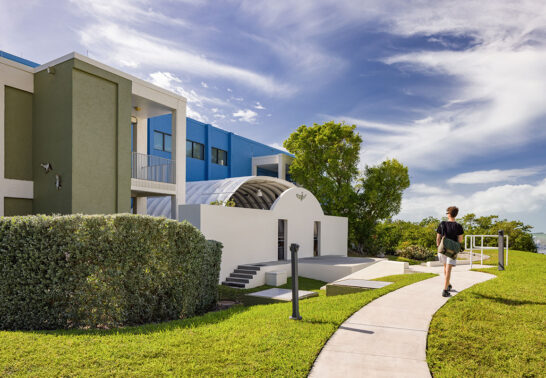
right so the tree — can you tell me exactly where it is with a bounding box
[283,121,362,216]
[351,159,410,253]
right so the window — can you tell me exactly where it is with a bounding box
[186,140,204,160]
[211,147,228,166]
[153,131,172,152]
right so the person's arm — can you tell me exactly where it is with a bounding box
[458,235,463,243]
[437,233,442,247]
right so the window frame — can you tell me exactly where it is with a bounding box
[186,139,205,161]
[211,147,228,166]
[153,130,172,153]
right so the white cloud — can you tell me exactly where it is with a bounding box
[227,88,232,92]
[254,102,266,110]
[398,178,546,222]
[408,183,445,195]
[269,142,288,152]
[201,81,208,88]
[211,108,219,113]
[70,0,188,27]
[231,97,244,102]
[76,21,295,96]
[214,114,226,119]
[447,168,543,184]
[233,109,258,123]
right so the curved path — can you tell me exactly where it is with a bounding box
[309,265,496,378]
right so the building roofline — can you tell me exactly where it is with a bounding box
[34,52,187,104]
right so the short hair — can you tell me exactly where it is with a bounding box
[447,206,459,217]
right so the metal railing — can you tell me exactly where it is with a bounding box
[464,234,509,268]
[131,152,175,184]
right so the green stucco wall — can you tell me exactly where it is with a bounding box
[4,198,33,216]
[4,86,33,180]
[33,60,74,215]
[32,58,132,215]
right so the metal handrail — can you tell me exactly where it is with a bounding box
[464,234,509,268]
[131,152,175,184]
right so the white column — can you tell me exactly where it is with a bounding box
[0,84,5,216]
[172,100,187,220]
[135,117,147,154]
[277,154,286,180]
[135,197,147,215]
[134,117,148,214]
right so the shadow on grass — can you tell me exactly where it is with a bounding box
[21,304,252,338]
[474,293,546,306]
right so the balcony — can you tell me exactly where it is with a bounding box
[131,152,176,196]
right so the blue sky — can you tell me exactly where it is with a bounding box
[1,0,545,231]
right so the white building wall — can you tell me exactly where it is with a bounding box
[0,57,35,216]
[179,186,347,282]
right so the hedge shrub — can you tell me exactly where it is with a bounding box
[0,214,222,330]
[396,243,436,261]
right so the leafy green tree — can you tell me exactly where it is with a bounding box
[351,159,410,253]
[283,121,362,216]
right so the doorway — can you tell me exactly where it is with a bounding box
[278,219,287,260]
[313,221,321,257]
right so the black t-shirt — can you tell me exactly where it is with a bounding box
[437,221,464,242]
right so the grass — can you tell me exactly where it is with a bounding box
[427,250,546,377]
[0,273,434,377]
[387,255,423,265]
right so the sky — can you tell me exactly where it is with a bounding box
[1,0,545,231]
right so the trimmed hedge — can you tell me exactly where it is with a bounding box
[0,214,222,330]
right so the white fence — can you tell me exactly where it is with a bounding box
[465,234,509,268]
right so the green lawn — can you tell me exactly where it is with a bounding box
[427,250,546,377]
[0,273,434,377]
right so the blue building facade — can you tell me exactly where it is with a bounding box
[147,115,293,182]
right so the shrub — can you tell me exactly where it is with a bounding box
[396,243,436,261]
[0,214,222,330]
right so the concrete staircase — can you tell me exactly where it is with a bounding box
[221,265,261,288]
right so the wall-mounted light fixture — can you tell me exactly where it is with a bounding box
[55,174,62,190]
[134,106,141,112]
[256,189,263,197]
[40,162,53,174]
[47,66,55,75]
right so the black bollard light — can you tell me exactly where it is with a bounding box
[498,230,505,271]
[289,243,302,320]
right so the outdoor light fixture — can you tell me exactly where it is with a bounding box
[256,189,263,197]
[55,174,62,190]
[47,66,55,75]
[40,162,53,174]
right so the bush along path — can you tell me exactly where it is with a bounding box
[427,250,546,377]
[309,266,495,377]
[0,274,433,376]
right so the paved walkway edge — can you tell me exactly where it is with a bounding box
[309,267,496,378]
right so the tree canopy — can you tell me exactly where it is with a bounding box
[283,121,362,216]
[283,121,410,252]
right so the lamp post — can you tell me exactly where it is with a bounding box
[498,230,504,271]
[289,243,302,320]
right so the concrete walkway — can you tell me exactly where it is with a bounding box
[309,265,496,378]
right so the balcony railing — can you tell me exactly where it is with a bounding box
[131,152,175,184]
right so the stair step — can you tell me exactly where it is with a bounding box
[226,277,250,283]
[238,265,260,271]
[222,281,245,288]
[234,269,257,275]
[231,273,254,279]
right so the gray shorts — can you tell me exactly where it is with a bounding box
[438,253,457,266]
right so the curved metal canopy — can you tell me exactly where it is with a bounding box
[186,176,295,210]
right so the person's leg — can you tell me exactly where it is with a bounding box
[444,264,453,290]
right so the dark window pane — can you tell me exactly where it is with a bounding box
[218,149,227,165]
[153,131,163,150]
[211,147,218,164]
[194,143,204,160]
[186,140,192,157]
[164,134,172,152]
